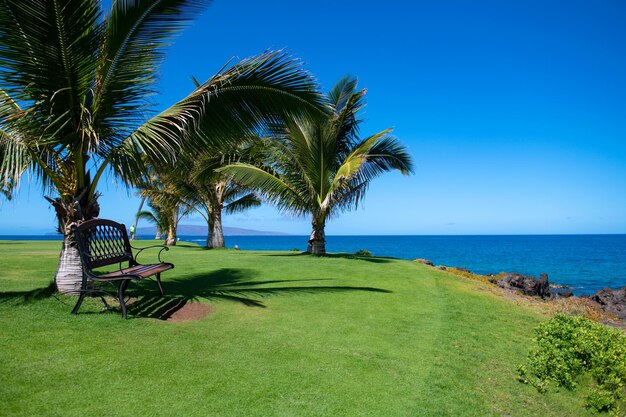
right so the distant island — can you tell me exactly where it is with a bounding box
[137,224,290,237]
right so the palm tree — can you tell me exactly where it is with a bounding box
[145,140,262,249]
[220,77,414,255]
[135,168,191,246]
[0,0,322,292]
[137,202,172,241]
[187,148,262,248]
[137,200,190,245]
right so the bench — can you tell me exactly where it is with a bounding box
[71,218,174,319]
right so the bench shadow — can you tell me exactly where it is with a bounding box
[127,296,190,320]
[128,267,392,311]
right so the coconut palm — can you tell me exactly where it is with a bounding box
[137,200,190,245]
[143,140,262,248]
[137,202,172,241]
[187,146,262,248]
[220,77,414,255]
[0,0,322,292]
[135,168,191,246]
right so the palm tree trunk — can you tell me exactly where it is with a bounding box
[205,220,212,248]
[131,196,146,240]
[55,238,84,294]
[46,192,100,294]
[165,223,177,246]
[307,216,326,255]
[207,207,225,248]
[165,207,177,246]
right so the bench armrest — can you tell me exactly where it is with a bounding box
[131,244,169,263]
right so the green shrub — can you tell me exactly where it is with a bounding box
[354,249,372,257]
[518,314,626,413]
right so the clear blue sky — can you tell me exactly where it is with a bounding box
[1,0,625,235]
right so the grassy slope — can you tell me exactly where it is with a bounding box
[0,241,592,416]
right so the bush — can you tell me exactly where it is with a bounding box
[354,249,372,257]
[518,314,626,413]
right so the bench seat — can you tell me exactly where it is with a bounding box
[98,263,174,280]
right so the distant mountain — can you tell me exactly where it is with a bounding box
[137,224,289,236]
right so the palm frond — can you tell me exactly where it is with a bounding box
[224,192,261,215]
[136,210,158,225]
[333,129,393,182]
[327,76,359,112]
[131,51,324,162]
[355,134,414,178]
[327,76,366,152]
[94,0,211,142]
[0,89,29,191]
[0,0,101,147]
[218,163,308,215]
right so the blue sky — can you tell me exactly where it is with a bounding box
[1,0,625,235]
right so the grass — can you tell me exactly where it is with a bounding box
[0,240,600,416]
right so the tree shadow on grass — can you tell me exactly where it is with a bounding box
[0,281,56,305]
[262,252,394,264]
[0,268,392,319]
[127,267,392,314]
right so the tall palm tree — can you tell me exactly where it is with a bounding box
[0,0,322,292]
[135,168,191,246]
[146,140,262,249]
[187,148,262,248]
[220,77,414,255]
[137,200,190,245]
[137,201,172,241]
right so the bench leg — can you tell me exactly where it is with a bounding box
[100,296,110,310]
[118,279,131,319]
[156,273,164,297]
[71,291,87,315]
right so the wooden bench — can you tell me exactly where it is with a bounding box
[71,218,174,319]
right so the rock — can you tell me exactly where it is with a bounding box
[414,259,434,266]
[455,267,470,273]
[589,287,626,320]
[496,272,551,299]
[437,266,446,270]
[553,290,574,299]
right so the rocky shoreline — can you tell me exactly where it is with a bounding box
[413,259,626,321]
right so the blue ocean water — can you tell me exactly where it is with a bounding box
[2,234,625,295]
[182,234,626,295]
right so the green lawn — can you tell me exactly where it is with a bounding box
[0,240,596,416]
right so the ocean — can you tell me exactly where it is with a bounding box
[2,234,625,295]
[186,234,626,295]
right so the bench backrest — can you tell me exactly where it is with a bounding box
[73,219,134,270]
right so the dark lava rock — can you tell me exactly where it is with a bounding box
[414,259,434,266]
[455,267,471,273]
[496,272,551,299]
[553,290,574,299]
[589,287,626,320]
[438,266,447,270]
